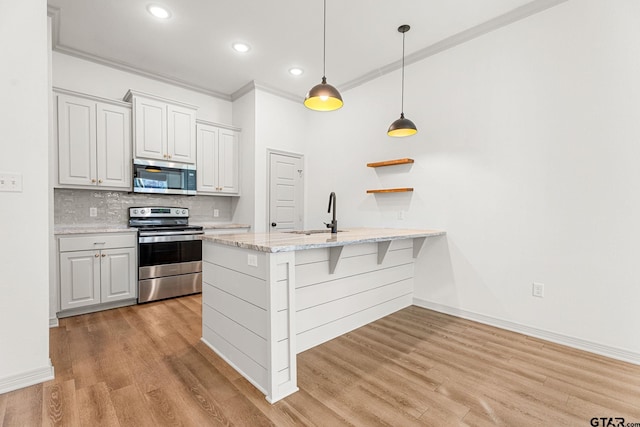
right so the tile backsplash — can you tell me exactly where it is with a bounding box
[54,189,233,226]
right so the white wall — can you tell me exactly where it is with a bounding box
[304,0,640,361]
[231,90,256,227]
[52,52,233,123]
[254,90,309,232]
[0,0,54,391]
[232,87,309,231]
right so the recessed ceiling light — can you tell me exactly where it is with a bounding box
[147,5,171,19]
[232,42,251,53]
[289,68,304,76]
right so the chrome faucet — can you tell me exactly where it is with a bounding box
[326,192,337,233]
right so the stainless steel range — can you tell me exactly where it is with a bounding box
[129,207,204,303]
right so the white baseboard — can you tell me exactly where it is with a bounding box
[0,360,55,394]
[49,317,59,328]
[413,298,640,366]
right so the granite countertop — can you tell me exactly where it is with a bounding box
[54,225,136,235]
[54,222,250,235]
[201,227,445,253]
[191,222,251,229]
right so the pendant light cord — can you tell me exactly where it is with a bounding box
[401,30,405,115]
[323,0,327,78]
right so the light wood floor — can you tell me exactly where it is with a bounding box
[2,295,639,426]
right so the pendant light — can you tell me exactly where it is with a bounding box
[304,0,343,111]
[388,25,417,137]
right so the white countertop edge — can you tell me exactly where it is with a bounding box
[54,226,137,235]
[191,222,251,229]
[201,229,446,253]
[55,222,251,234]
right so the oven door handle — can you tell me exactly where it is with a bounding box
[138,230,204,237]
[139,234,203,243]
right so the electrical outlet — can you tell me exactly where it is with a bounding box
[247,254,258,267]
[89,207,98,217]
[532,282,545,298]
[213,209,219,217]
[398,211,405,220]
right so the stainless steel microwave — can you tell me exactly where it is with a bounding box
[133,159,197,195]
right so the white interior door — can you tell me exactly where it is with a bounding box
[269,151,303,232]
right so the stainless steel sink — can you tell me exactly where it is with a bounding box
[284,229,346,235]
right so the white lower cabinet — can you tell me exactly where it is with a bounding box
[58,233,137,314]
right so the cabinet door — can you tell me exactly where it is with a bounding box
[57,95,97,186]
[59,250,101,310]
[133,96,166,161]
[218,129,239,194]
[100,247,136,303]
[167,104,196,164]
[196,124,219,193]
[96,103,131,189]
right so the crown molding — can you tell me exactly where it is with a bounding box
[51,42,231,101]
[49,0,568,104]
[340,0,569,92]
[230,81,257,101]
[47,6,61,49]
[231,80,301,104]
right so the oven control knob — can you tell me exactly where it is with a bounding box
[182,209,186,214]
[174,209,180,215]
[132,209,138,215]
[140,209,146,214]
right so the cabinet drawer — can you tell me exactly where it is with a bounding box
[59,233,136,252]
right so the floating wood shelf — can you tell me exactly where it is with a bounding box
[367,158,414,168]
[366,188,414,194]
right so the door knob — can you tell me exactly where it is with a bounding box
[271,222,277,227]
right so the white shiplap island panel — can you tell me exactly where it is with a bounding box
[200,228,444,403]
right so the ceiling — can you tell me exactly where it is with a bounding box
[48,0,565,101]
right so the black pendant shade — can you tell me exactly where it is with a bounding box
[388,24,417,137]
[388,113,418,137]
[304,76,343,111]
[304,0,343,111]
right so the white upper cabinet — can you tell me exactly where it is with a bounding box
[168,104,197,163]
[96,103,131,188]
[218,128,240,193]
[196,122,240,195]
[125,90,197,164]
[56,89,131,190]
[132,96,166,160]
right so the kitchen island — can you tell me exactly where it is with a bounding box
[200,227,445,403]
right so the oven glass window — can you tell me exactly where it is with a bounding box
[139,240,202,267]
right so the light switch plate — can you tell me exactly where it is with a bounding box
[0,172,23,192]
[90,207,98,217]
[532,282,545,298]
[213,209,219,217]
